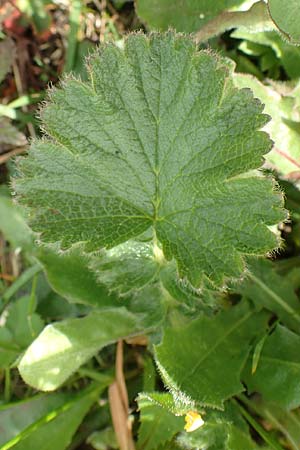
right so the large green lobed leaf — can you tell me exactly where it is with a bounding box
[16,33,284,287]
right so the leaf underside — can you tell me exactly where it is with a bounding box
[16,32,284,287]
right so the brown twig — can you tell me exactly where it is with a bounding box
[108,340,135,450]
[116,339,129,412]
[0,146,27,165]
[0,234,10,287]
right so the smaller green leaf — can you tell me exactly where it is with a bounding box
[136,0,247,32]
[244,325,300,410]
[127,284,167,330]
[1,385,106,450]
[196,1,274,43]
[138,392,189,416]
[236,258,300,333]
[37,246,116,308]
[269,0,300,45]
[90,240,161,297]
[93,238,214,316]
[159,263,221,315]
[155,300,268,409]
[38,245,167,329]
[137,394,185,450]
[18,308,140,391]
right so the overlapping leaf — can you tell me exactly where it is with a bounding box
[37,246,116,307]
[16,33,284,287]
[244,325,300,410]
[18,308,138,390]
[138,392,189,416]
[89,240,211,314]
[37,244,167,327]
[137,394,185,450]
[269,0,300,45]
[236,258,300,333]
[155,300,268,409]
[136,0,249,32]
[89,240,162,297]
[195,1,274,43]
